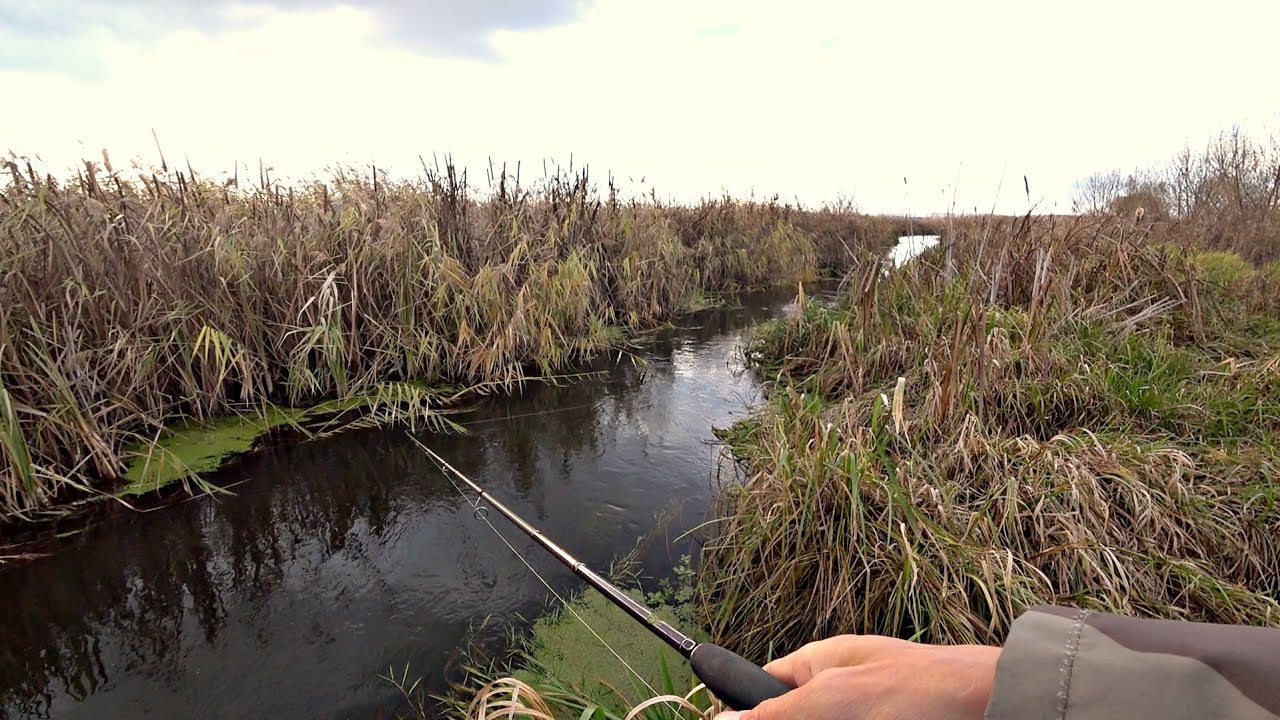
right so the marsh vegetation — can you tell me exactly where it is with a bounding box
[3,128,1278,720]
[0,159,897,521]
[454,129,1280,719]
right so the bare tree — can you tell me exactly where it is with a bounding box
[1111,171,1170,222]
[1072,170,1125,214]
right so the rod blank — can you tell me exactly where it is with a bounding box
[412,438,794,710]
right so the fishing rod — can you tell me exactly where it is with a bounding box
[410,437,792,712]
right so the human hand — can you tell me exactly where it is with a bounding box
[713,635,1000,720]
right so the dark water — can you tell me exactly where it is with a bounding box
[0,288,815,720]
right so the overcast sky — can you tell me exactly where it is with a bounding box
[3,0,1278,214]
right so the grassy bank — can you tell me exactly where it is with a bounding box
[439,588,705,720]
[0,159,896,521]
[699,214,1280,663]
[430,556,719,720]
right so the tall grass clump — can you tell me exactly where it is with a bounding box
[701,214,1280,662]
[0,155,882,519]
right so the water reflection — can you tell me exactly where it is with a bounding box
[889,234,941,267]
[0,289,805,720]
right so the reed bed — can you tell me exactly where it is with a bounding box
[700,214,1280,662]
[0,158,891,520]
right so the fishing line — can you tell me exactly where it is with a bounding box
[452,400,609,428]
[415,436,660,698]
[446,364,654,430]
[435,364,751,576]
[408,441,792,711]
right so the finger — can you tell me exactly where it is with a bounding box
[734,673,839,720]
[763,635,908,686]
[760,652,810,688]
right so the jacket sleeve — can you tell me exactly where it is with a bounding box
[984,605,1280,720]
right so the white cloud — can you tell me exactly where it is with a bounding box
[4,0,1279,213]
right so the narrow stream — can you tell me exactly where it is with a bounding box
[0,286,827,720]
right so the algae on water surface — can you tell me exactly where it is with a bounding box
[120,408,303,495]
[117,381,460,499]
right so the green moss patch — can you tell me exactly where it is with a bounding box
[511,588,704,717]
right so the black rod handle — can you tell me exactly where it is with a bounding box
[689,643,793,711]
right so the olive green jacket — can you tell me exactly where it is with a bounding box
[986,605,1280,719]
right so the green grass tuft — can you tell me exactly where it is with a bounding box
[510,589,703,718]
